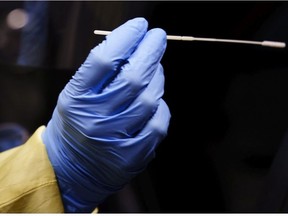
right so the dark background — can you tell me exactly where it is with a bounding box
[1,1,288,213]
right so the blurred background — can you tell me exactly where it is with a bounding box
[1,1,288,213]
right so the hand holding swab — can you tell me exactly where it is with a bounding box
[93,30,286,49]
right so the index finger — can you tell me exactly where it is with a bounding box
[70,17,148,93]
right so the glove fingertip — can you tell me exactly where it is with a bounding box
[128,17,148,30]
[109,17,148,42]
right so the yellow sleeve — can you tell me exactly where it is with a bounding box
[0,126,64,213]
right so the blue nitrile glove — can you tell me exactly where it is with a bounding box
[42,17,171,213]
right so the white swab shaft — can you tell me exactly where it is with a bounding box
[94,30,286,48]
[93,30,112,36]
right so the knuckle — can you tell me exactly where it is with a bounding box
[90,49,114,71]
[124,73,142,92]
[150,120,168,137]
[138,92,157,110]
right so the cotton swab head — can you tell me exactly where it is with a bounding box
[261,41,286,48]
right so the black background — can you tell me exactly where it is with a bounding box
[1,1,288,213]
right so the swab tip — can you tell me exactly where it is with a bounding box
[262,41,286,48]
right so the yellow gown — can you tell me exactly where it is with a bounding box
[0,126,64,213]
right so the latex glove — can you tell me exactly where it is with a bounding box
[42,17,171,213]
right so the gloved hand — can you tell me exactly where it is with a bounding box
[42,17,171,213]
